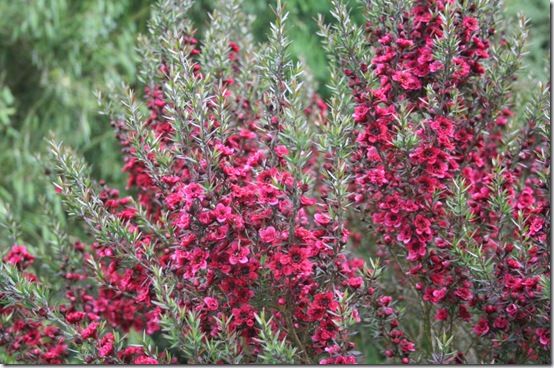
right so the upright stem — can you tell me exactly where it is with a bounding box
[423,303,433,358]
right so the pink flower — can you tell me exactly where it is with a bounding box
[353,105,370,123]
[80,322,99,339]
[347,277,363,289]
[258,185,280,206]
[400,339,416,353]
[213,203,232,223]
[506,303,518,317]
[314,213,331,226]
[134,356,158,364]
[429,60,444,72]
[229,243,250,265]
[428,287,447,304]
[97,333,115,357]
[493,316,508,330]
[462,17,479,32]
[259,226,277,243]
[506,257,522,269]
[3,245,35,269]
[396,38,414,48]
[275,145,289,158]
[473,319,490,336]
[536,328,550,346]
[203,297,219,311]
[183,183,205,200]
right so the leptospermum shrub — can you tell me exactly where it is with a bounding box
[0,0,411,364]
[322,0,550,363]
[0,0,549,365]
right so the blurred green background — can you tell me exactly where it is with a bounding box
[0,0,549,247]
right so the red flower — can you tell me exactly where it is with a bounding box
[3,245,35,269]
[506,257,523,269]
[435,308,448,321]
[363,122,390,144]
[66,311,86,324]
[97,333,115,358]
[232,304,256,327]
[430,116,455,138]
[414,215,431,235]
[134,356,158,364]
[473,319,490,336]
[453,288,473,301]
[314,213,331,226]
[308,292,339,321]
[284,246,312,277]
[228,243,250,265]
[203,297,219,311]
[185,248,208,277]
[81,322,99,339]
[415,176,438,194]
[392,70,421,90]
[259,226,277,243]
[42,344,67,363]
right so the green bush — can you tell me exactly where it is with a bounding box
[0,0,150,244]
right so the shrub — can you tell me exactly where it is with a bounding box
[0,0,549,365]
[324,0,550,363]
[0,0,410,364]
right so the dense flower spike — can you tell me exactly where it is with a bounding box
[325,0,550,363]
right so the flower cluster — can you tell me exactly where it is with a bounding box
[330,0,550,363]
[0,0,548,365]
[0,245,69,364]
[0,0,414,364]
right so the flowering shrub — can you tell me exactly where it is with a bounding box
[323,0,550,363]
[0,0,549,365]
[0,0,411,364]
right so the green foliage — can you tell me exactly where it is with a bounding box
[255,310,298,364]
[0,85,14,129]
[0,0,152,248]
[505,0,549,81]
